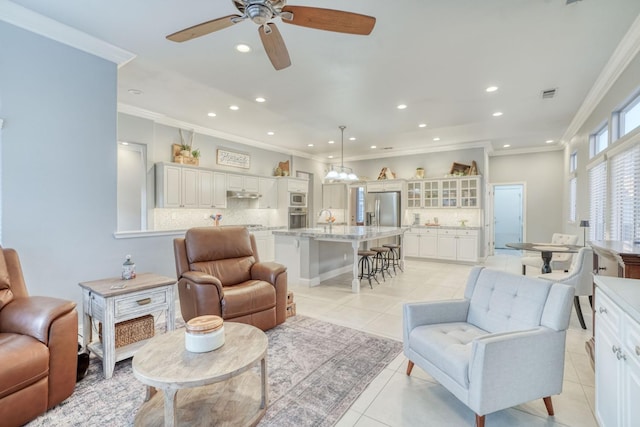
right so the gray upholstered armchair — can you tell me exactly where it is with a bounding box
[403,266,574,427]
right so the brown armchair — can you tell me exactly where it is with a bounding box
[174,227,288,331]
[0,247,78,427]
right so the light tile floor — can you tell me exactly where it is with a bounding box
[290,253,596,427]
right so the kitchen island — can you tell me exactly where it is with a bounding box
[272,226,408,293]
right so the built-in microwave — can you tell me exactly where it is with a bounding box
[289,192,306,207]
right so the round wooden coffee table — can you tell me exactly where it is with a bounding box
[132,322,268,427]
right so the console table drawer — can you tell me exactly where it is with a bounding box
[115,289,169,317]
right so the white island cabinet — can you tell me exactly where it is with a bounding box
[272,226,407,293]
[594,276,640,427]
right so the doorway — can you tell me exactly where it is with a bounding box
[493,184,524,250]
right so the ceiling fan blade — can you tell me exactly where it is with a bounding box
[167,15,243,42]
[281,6,375,35]
[259,23,291,71]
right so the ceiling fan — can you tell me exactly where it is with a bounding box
[166,0,376,70]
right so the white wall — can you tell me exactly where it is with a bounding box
[348,147,486,182]
[489,151,564,242]
[0,22,179,307]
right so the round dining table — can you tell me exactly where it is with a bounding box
[505,242,582,273]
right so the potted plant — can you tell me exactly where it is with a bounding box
[192,149,200,159]
[179,143,191,157]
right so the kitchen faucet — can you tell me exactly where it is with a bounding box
[318,209,333,232]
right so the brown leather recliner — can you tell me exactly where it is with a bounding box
[0,247,78,427]
[174,227,288,331]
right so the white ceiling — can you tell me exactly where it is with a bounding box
[8,0,640,161]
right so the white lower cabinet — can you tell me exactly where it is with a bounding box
[437,229,478,262]
[404,229,437,258]
[253,230,275,262]
[595,285,640,427]
[405,228,478,262]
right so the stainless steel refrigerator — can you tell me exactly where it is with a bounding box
[366,191,401,228]
[349,187,401,245]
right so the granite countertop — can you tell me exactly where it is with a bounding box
[594,275,640,324]
[272,225,408,240]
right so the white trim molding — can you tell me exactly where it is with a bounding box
[562,13,640,143]
[0,0,136,66]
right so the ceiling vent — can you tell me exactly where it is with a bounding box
[541,88,557,99]
[566,0,582,4]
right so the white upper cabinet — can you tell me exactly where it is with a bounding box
[258,178,278,209]
[322,183,347,209]
[227,174,259,192]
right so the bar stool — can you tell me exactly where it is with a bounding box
[357,250,379,289]
[370,247,392,281]
[383,243,403,274]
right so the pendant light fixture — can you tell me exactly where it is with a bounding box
[324,125,359,182]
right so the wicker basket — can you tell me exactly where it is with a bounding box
[286,302,296,318]
[99,315,154,348]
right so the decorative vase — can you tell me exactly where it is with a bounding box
[416,168,425,178]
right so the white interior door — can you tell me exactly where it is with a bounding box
[493,184,524,249]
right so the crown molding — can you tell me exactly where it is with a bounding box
[118,103,312,159]
[562,13,640,142]
[489,144,564,157]
[0,1,135,66]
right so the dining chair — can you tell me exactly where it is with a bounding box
[521,233,578,274]
[538,246,593,329]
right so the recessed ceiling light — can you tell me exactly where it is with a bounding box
[349,137,356,141]
[307,144,314,147]
[229,105,239,111]
[486,86,498,92]
[397,104,407,110]
[236,44,251,53]
[503,144,511,148]
[207,112,217,117]
[120,142,129,146]
[267,131,274,136]
[492,111,503,117]
[546,139,554,143]
[328,140,335,144]
[255,97,266,103]
[433,137,440,141]
[371,145,377,149]
[418,123,427,128]
[328,155,334,159]
[127,89,142,95]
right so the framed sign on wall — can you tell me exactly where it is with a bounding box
[217,149,250,169]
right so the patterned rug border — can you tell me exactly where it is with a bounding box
[28,315,403,427]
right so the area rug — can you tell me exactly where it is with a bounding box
[28,315,403,427]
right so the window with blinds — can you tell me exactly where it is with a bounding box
[589,162,607,241]
[609,143,640,241]
[569,177,577,222]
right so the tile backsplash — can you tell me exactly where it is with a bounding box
[406,208,483,227]
[154,199,280,230]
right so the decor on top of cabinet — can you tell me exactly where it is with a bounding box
[415,167,425,178]
[448,161,479,176]
[172,129,199,166]
[274,160,290,176]
[217,148,250,168]
[377,167,396,180]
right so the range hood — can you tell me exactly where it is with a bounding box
[226,190,262,199]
